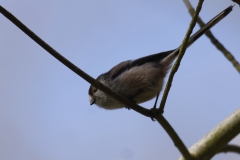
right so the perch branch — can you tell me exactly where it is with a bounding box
[0,5,153,118]
[0,5,192,159]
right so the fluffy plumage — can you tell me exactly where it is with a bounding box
[88,6,233,109]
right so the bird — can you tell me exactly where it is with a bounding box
[88,5,233,110]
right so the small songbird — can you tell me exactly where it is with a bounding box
[88,6,233,110]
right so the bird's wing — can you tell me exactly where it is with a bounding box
[107,50,174,80]
[107,5,233,80]
[129,49,175,67]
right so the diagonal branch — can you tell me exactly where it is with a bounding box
[0,5,153,118]
[0,5,192,159]
[155,115,194,160]
[159,0,204,114]
[183,0,240,73]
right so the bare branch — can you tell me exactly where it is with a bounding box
[0,5,191,158]
[0,5,154,118]
[179,108,240,160]
[183,0,240,73]
[218,144,240,154]
[159,0,204,113]
[156,115,194,160]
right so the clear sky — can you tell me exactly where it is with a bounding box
[1,0,240,160]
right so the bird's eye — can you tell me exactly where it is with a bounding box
[93,88,97,92]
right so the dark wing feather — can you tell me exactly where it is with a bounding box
[108,5,233,80]
[107,60,132,80]
[129,49,175,67]
[108,49,175,80]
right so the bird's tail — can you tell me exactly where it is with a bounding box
[161,5,233,66]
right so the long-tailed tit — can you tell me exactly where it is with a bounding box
[88,6,233,110]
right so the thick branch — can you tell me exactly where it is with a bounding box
[183,0,240,73]
[179,108,240,160]
[159,0,204,114]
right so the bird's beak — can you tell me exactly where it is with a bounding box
[89,95,95,105]
[90,99,95,105]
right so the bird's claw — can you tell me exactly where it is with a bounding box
[151,117,156,121]
[150,107,161,122]
[125,106,131,110]
[125,98,138,110]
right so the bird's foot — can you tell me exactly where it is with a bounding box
[125,106,131,110]
[150,107,162,121]
[125,99,137,110]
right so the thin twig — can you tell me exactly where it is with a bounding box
[0,5,192,158]
[183,0,240,73]
[218,144,240,154]
[156,115,194,160]
[179,108,240,160]
[159,0,204,113]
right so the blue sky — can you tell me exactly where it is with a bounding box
[1,0,240,160]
